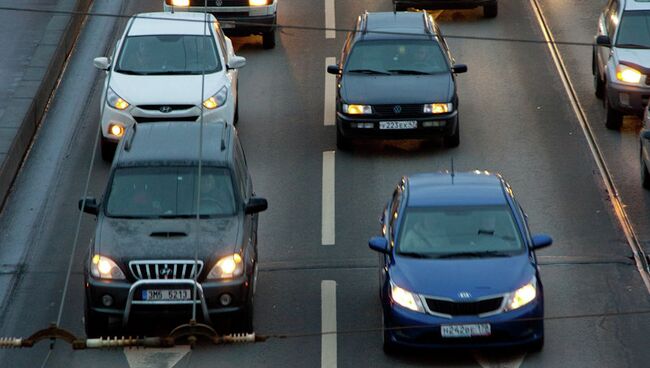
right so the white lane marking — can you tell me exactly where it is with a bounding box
[324,57,336,126]
[321,280,337,368]
[325,0,336,39]
[322,151,336,245]
[125,346,190,368]
[474,352,526,368]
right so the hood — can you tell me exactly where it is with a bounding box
[390,253,534,300]
[95,216,241,267]
[109,72,227,105]
[340,73,453,105]
[614,48,650,72]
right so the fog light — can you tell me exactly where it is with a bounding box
[619,93,630,107]
[362,123,374,129]
[219,293,232,306]
[102,294,114,307]
[423,121,444,128]
[108,123,125,138]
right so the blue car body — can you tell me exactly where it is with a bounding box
[372,172,550,351]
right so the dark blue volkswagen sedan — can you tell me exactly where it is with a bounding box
[369,171,551,352]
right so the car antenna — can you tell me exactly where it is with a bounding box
[450,157,455,184]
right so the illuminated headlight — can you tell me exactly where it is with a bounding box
[106,88,130,110]
[108,123,125,138]
[168,0,190,6]
[249,0,270,5]
[91,255,126,280]
[343,104,372,115]
[504,279,537,311]
[207,254,243,279]
[424,103,452,114]
[203,86,228,110]
[390,281,425,313]
[616,64,643,84]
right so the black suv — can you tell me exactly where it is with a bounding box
[393,0,498,18]
[327,11,467,150]
[80,121,267,336]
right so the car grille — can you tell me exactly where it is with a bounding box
[373,104,424,117]
[425,297,503,316]
[137,104,194,112]
[129,260,204,280]
[134,116,199,123]
[188,0,253,6]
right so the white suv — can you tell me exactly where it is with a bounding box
[94,12,246,160]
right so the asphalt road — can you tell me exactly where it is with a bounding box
[1,0,650,367]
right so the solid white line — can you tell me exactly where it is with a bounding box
[321,280,337,368]
[529,0,650,293]
[322,151,335,245]
[325,0,336,39]
[324,57,336,126]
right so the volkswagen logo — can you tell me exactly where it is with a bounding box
[159,266,173,278]
[393,105,402,114]
[458,292,471,299]
[215,0,223,6]
[159,106,173,113]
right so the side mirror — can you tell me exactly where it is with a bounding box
[245,197,268,214]
[93,57,110,71]
[368,236,390,254]
[641,130,650,140]
[596,35,611,47]
[531,234,553,250]
[452,64,468,74]
[327,64,340,75]
[227,55,247,70]
[78,197,100,215]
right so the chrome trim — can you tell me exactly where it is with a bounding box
[129,260,204,280]
[419,292,507,319]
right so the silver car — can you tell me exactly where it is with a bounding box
[593,0,650,130]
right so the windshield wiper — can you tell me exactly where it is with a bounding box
[387,69,432,75]
[435,251,511,259]
[347,69,391,75]
[114,69,150,75]
[397,251,433,259]
[615,43,650,49]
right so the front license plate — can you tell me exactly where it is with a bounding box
[441,324,491,338]
[379,121,417,130]
[142,289,191,301]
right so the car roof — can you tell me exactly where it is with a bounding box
[115,121,232,168]
[624,0,650,11]
[406,171,508,207]
[360,12,435,41]
[128,12,216,37]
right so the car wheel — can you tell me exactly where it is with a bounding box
[234,99,239,125]
[262,30,276,49]
[100,136,117,162]
[382,313,398,355]
[483,2,498,18]
[593,53,604,99]
[84,303,110,338]
[641,153,650,189]
[444,119,460,148]
[605,90,623,130]
[529,335,544,352]
[234,297,254,333]
[336,127,352,151]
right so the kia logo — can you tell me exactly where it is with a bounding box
[458,292,471,299]
[159,106,173,113]
[393,105,402,114]
[159,266,173,278]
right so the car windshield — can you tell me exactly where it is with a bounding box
[616,11,650,49]
[115,35,221,75]
[397,206,524,258]
[344,39,449,75]
[105,166,236,218]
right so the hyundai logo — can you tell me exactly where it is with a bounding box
[393,105,402,114]
[159,106,173,113]
[159,266,173,278]
[458,292,471,299]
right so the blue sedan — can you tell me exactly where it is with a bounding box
[369,171,552,352]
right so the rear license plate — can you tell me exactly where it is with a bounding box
[379,121,417,130]
[441,323,491,338]
[142,289,191,301]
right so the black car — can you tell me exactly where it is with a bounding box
[327,11,467,150]
[393,0,498,18]
[80,121,267,336]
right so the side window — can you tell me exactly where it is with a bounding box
[389,187,402,245]
[232,137,249,201]
[214,22,229,64]
[605,1,619,36]
[341,32,353,66]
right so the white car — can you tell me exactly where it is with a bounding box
[94,12,246,161]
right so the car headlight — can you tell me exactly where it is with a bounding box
[504,279,537,311]
[207,254,243,279]
[168,0,190,6]
[249,0,270,5]
[342,104,372,115]
[106,88,130,110]
[90,255,126,280]
[424,103,452,114]
[616,64,643,85]
[203,86,228,110]
[390,281,425,313]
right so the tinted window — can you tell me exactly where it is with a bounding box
[345,40,449,74]
[105,166,235,218]
[397,206,524,256]
[116,35,221,75]
[616,11,650,48]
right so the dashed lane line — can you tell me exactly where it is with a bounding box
[324,57,336,126]
[321,280,337,368]
[325,0,336,39]
[322,151,336,245]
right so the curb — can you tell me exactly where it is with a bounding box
[0,0,92,209]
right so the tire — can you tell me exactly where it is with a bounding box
[641,153,650,189]
[593,53,605,99]
[234,299,254,333]
[529,335,544,353]
[100,136,117,162]
[483,2,498,18]
[336,127,352,151]
[605,90,623,130]
[234,99,239,125]
[382,313,398,355]
[444,119,460,148]
[84,303,110,338]
[262,30,276,49]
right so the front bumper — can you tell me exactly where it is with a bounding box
[163,3,277,34]
[384,300,543,349]
[337,111,458,140]
[394,0,496,10]
[605,79,650,115]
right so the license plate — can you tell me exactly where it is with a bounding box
[441,323,491,338]
[379,121,417,130]
[142,289,191,301]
